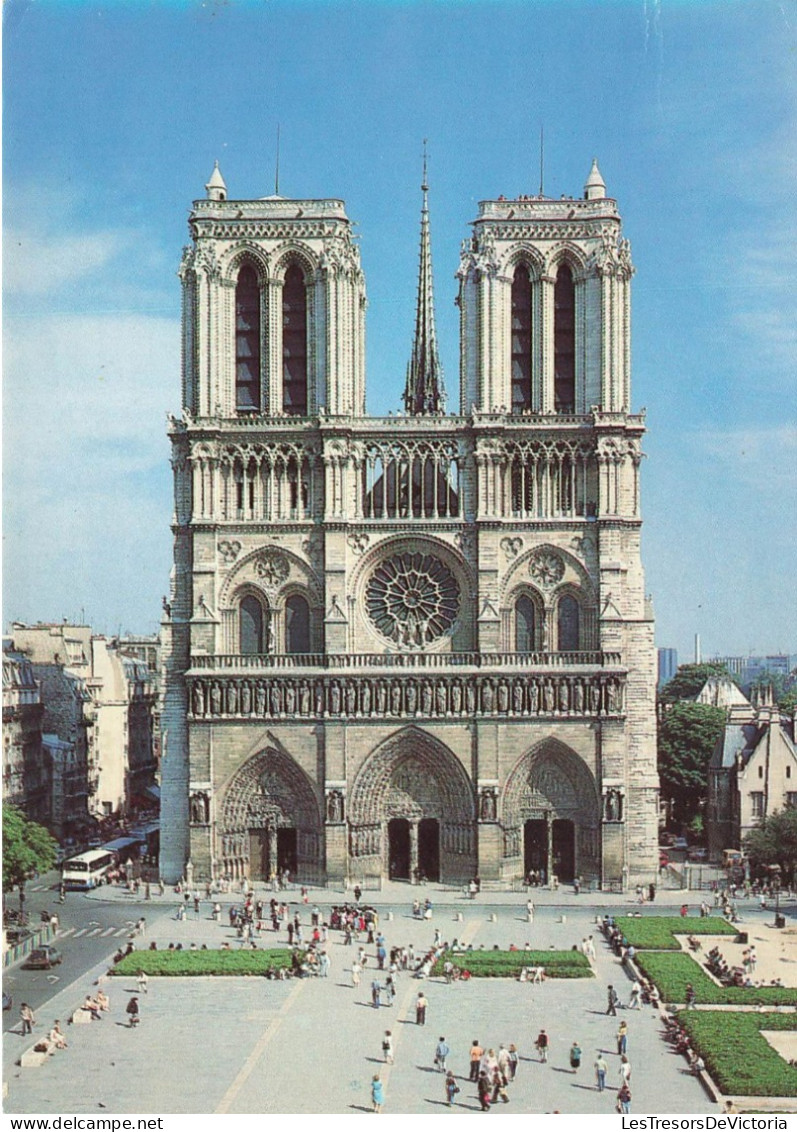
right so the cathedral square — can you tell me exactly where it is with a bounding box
[159,158,659,893]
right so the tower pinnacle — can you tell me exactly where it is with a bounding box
[404,140,445,416]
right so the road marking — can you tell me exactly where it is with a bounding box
[73,929,88,938]
[215,980,306,1113]
[113,928,129,937]
[86,928,102,937]
[100,928,116,937]
[58,927,75,938]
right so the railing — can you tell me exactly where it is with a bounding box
[189,650,623,672]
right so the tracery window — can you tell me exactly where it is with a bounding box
[236,266,261,411]
[557,594,580,651]
[554,264,575,413]
[240,594,269,655]
[282,264,308,415]
[366,552,460,648]
[511,265,532,413]
[363,441,459,519]
[285,595,311,655]
[514,594,538,652]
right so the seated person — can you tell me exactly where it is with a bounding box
[49,1021,68,1049]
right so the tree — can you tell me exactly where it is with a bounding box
[744,808,797,886]
[659,662,735,705]
[657,701,726,825]
[2,806,57,906]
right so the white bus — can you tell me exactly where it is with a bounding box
[61,849,116,890]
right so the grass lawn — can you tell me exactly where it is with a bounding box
[635,951,797,1007]
[431,949,593,979]
[677,1011,797,1097]
[112,948,294,977]
[614,915,738,950]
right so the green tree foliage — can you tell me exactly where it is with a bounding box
[744,808,797,885]
[2,806,57,898]
[657,701,726,822]
[659,662,734,704]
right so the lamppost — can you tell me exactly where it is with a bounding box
[771,864,782,927]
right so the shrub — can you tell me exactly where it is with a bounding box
[677,1011,797,1097]
[431,949,593,979]
[635,951,797,1007]
[614,916,737,951]
[112,948,294,977]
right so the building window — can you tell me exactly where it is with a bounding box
[511,265,532,413]
[235,266,261,411]
[240,595,268,655]
[557,594,580,651]
[786,792,797,809]
[554,263,575,413]
[282,264,308,415]
[750,792,765,819]
[285,595,311,655]
[514,595,537,653]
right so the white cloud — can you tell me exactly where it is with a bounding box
[3,228,132,296]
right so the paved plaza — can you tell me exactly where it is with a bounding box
[2,887,735,1116]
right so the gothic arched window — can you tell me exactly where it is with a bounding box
[511,265,532,413]
[554,263,575,413]
[557,594,580,651]
[282,264,308,415]
[235,266,261,411]
[514,595,538,652]
[285,595,311,655]
[240,595,268,655]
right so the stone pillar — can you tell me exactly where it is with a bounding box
[546,811,554,887]
[409,821,419,882]
[268,825,278,878]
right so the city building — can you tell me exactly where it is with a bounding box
[657,647,677,690]
[707,689,797,860]
[2,650,45,820]
[710,653,797,690]
[8,623,158,825]
[159,158,659,889]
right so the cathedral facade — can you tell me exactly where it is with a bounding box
[159,158,659,889]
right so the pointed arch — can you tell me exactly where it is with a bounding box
[235,263,262,411]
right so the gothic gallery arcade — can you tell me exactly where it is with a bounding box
[159,159,660,889]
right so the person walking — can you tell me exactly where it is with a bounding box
[628,981,642,1009]
[617,1020,628,1055]
[507,1044,519,1081]
[382,1030,394,1064]
[19,1003,35,1036]
[137,970,149,995]
[595,1052,608,1091]
[319,950,330,978]
[619,1055,632,1086]
[617,1081,632,1114]
[445,1070,460,1107]
[125,997,140,1027]
[435,1037,450,1072]
[497,1045,511,1082]
[371,978,382,1008]
[569,1041,582,1073]
[526,899,534,923]
[469,1040,484,1082]
[416,991,428,1025]
[607,985,619,1015]
[371,1074,384,1113]
[535,1028,549,1063]
[351,959,362,987]
[491,1065,510,1104]
[477,1070,492,1111]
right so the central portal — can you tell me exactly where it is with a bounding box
[388,818,411,879]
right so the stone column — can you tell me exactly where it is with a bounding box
[546,810,554,887]
[410,821,420,883]
[268,825,278,879]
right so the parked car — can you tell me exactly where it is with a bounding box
[672,837,689,851]
[22,945,63,970]
[659,832,676,847]
[2,991,12,1012]
[689,847,708,861]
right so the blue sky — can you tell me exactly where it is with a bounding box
[3,0,795,659]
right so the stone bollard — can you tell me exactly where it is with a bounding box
[455,911,464,922]
[386,911,393,921]
[489,912,497,923]
[559,914,567,924]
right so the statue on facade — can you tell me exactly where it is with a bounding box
[451,682,462,713]
[528,680,539,713]
[346,682,357,716]
[405,682,417,714]
[497,681,509,713]
[192,682,205,716]
[285,684,296,715]
[227,682,238,714]
[256,682,267,715]
[330,682,341,715]
[604,789,622,822]
[513,681,524,713]
[574,680,584,713]
[543,680,555,713]
[559,681,570,713]
[300,681,311,715]
[482,681,494,712]
[241,682,251,715]
[211,681,222,715]
[360,682,371,715]
[326,790,344,824]
[436,681,448,715]
[480,789,497,821]
[190,793,208,824]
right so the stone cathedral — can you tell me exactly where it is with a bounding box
[159,157,659,889]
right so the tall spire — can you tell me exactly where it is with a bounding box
[404,140,445,416]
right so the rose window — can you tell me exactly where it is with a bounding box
[366,552,460,647]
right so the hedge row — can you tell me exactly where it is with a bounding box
[112,949,294,977]
[431,949,593,979]
[613,915,737,951]
[634,951,797,1007]
[677,1011,797,1097]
